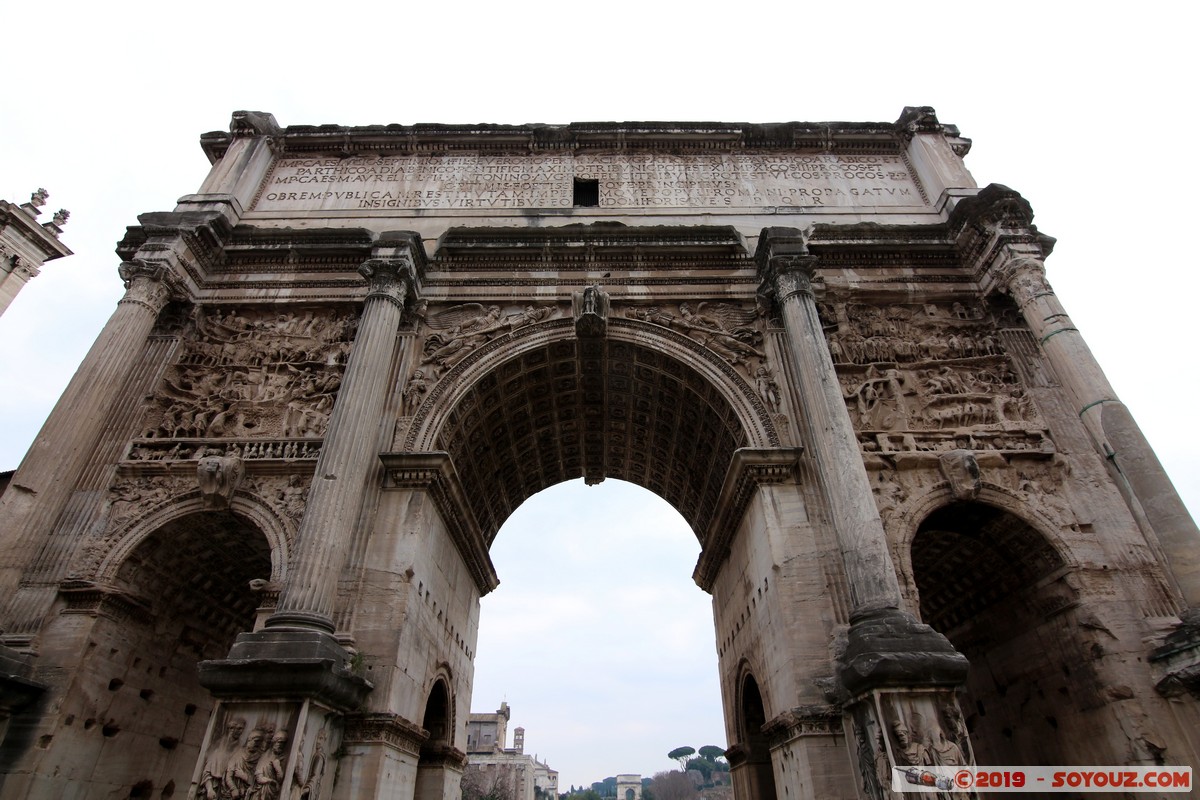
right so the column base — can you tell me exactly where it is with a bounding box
[838,608,969,697]
[1151,607,1200,699]
[198,629,372,711]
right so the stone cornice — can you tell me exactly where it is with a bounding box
[0,200,73,262]
[58,579,154,625]
[115,225,428,301]
[949,184,1057,289]
[379,451,500,595]
[693,447,804,592]
[342,711,429,758]
[200,109,964,160]
[438,224,749,256]
[762,704,844,745]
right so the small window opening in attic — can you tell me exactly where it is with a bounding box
[573,178,600,207]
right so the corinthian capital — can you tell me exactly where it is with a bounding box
[771,255,820,302]
[359,256,414,310]
[993,256,1051,308]
[117,259,177,314]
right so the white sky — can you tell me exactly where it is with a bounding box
[2,0,1197,790]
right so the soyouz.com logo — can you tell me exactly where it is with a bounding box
[892,765,1192,793]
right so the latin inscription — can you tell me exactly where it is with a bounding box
[254,153,921,212]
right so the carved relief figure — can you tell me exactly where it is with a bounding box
[291,725,327,800]
[253,729,289,800]
[143,307,357,443]
[197,449,246,509]
[226,723,271,799]
[420,302,555,375]
[890,718,932,767]
[754,366,781,411]
[624,305,675,327]
[402,369,430,414]
[828,301,1045,451]
[677,302,765,366]
[201,716,246,800]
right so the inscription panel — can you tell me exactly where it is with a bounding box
[252,152,923,212]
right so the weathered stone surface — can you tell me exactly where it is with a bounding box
[0,109,1196,799]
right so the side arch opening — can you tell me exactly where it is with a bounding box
[64,509,272,797]
[732,672,778,800]
[911,501,1080,765]
[415,677,459,800]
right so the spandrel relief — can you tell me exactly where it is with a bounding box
[623,300,767,374]
[419,302,557,377]
[107,474,190,532]
[141,307,357,443]
[826,301,1049,455]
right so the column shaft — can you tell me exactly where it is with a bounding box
[1004,257,1200,608]
[270,258,410,632]
[0,261,174,634]
[772,258,901,615]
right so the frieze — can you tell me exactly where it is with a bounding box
[861,430,1054,457]
[822,301,1049,454]
[107,474,193,534]
[140,306,357,441]
[623,300,766,374]
[252,152,925,213]
[243,474,312,535]
[126,438,322,463]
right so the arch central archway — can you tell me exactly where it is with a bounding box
[421,325,767,544]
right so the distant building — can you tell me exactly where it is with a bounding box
[0,189,70,316]
[467,701,511,754]
[616,774,642,800]
[464,703,558,800]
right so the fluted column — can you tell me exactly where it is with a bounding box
[768,255,902,615]
[268,256,413,633]
[757,228,967,695]
[997,256,1200,610]
[0,260,175,637]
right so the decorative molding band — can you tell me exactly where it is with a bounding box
[762,705,844,745]
[58,580,154,626]
[342,711,428,758]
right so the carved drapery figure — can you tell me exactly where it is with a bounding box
[202,716,247,800]
[225,724,272,800]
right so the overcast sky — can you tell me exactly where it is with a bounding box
[2,0,1197,790]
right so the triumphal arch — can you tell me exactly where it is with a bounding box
[0,108,1197,799]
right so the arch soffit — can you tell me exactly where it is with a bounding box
[405,316,779,453]
[95,492,289,585]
